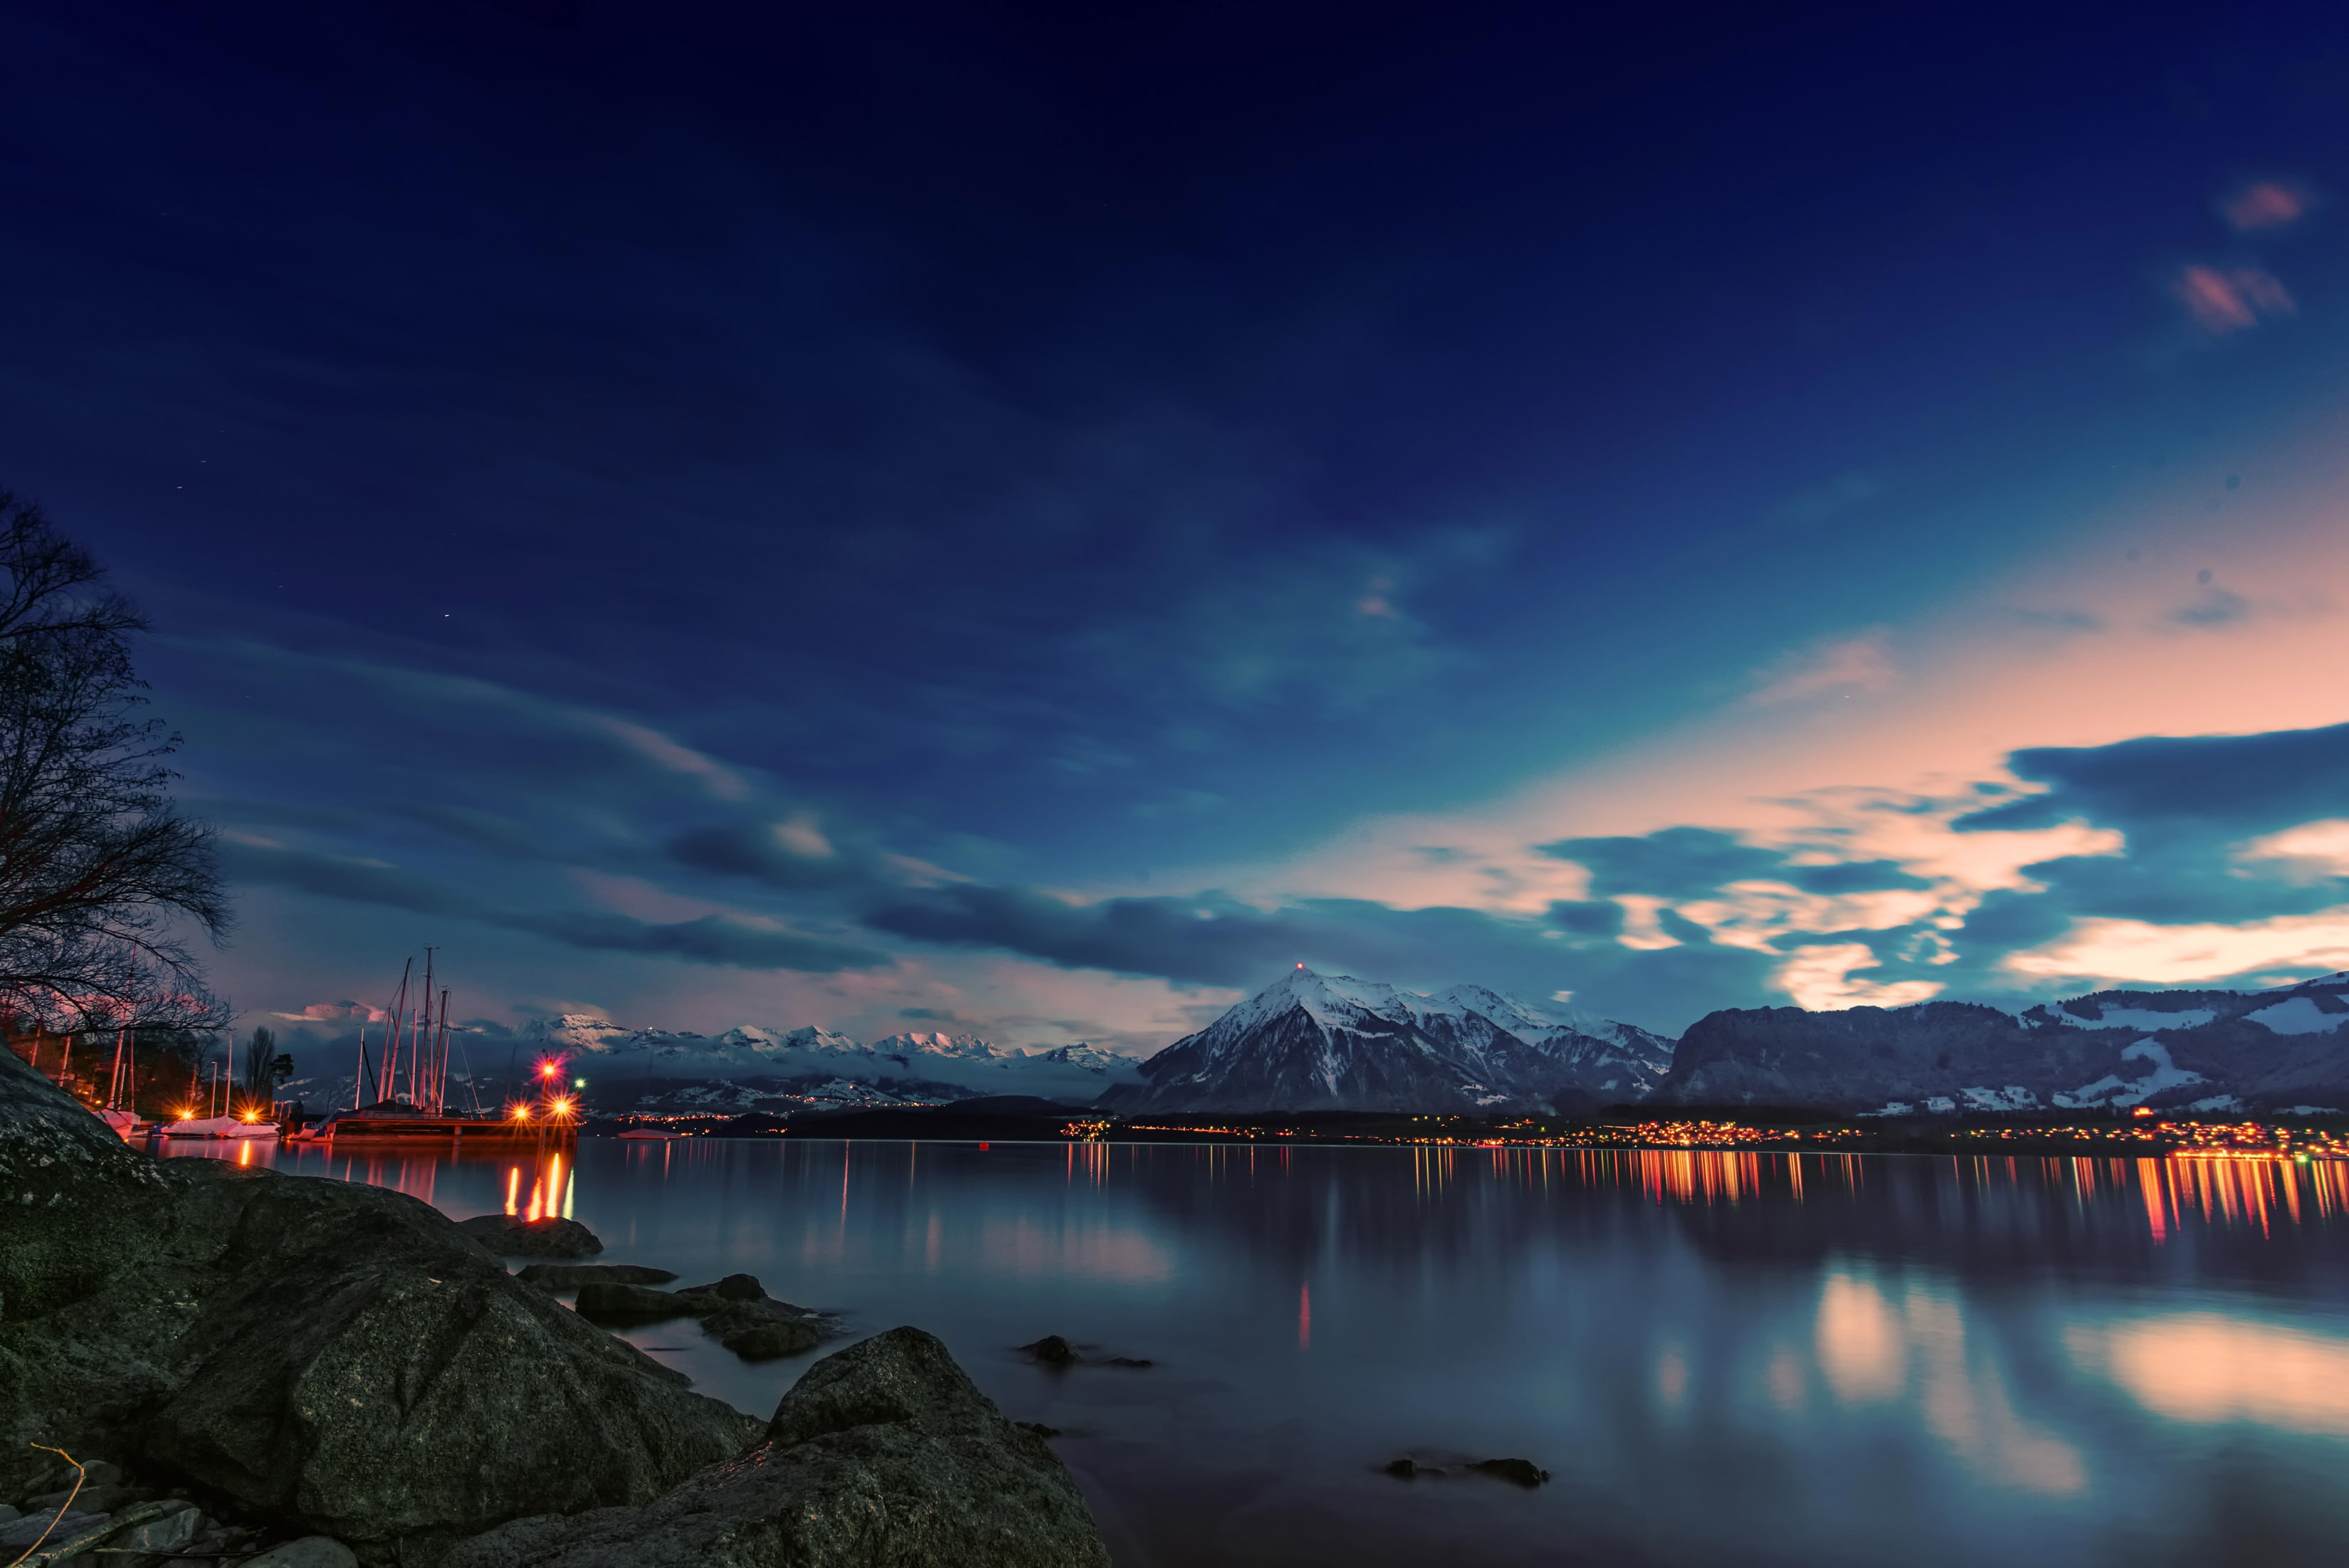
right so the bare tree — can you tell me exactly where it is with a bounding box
[240,1024,290,1097]
[0,493,226,1034]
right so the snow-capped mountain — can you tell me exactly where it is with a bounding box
[288,1014,1140,1108]
[1659,972,2349,1113]
[1098,967,1674,1114]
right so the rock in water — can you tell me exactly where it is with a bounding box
[453,1214,604,1258]
[1468,1458,1550,1488]
[703,1309,821,1362]
[515,1265,677,1288]
[671,1275,830,1360]
[572,1279,828,1360]
[441,1327,1111,1568]
[572,1282,700,1322]
[1020,1335,1078,1366]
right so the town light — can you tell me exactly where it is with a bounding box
[510,1103,532,1122]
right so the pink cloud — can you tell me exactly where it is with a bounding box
[1747,630,1898,705]
[2173,264,2295,336]
[2220,179,2316,233]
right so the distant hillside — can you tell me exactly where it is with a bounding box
[1656,974,2349,1113]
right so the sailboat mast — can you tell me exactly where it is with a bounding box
[436,986,451,1115]
[451,992,485,1114]
[383,958,411,1106]
[420,947,437,1112]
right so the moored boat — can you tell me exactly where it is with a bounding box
[160,1114,278,1140]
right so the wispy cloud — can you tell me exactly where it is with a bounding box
[2173,264,2295,336]
[222,840,891,973]
[2219,179,2317,233]
[2003,908,2349,985]
[1746,630,1898,705]
[1774,471,1883,527]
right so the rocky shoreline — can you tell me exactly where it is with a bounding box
[0,1045,1110,1566]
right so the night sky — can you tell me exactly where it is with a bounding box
[9,1,2349,1058]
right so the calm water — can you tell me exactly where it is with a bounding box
[170,1137,2349,1567]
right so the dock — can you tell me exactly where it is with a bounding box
[310,1115,574,1144]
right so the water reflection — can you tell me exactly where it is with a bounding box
[157,1139,2349,1567]
[2073,1313,2349,1436]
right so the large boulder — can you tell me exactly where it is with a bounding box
[0,1036,177,1321]
[0,1048,191,1499]
[0,1046,763,1562]
[142,1165,763,1560]
[441,1327,1111,1568]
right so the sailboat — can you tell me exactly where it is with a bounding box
[96,1028,138,1140]
[160,1053,278,1138]
[308,952,554,1144]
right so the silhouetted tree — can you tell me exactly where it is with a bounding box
[240,1024,291,1096]
[0,493,226,1034]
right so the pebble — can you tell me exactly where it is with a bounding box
[243,1535,361,1568]
[0,1509,104,1549]
[117,1501,203,1554]
[26,1484,146,1515]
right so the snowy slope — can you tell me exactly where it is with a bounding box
[1661,972,2349,1112]
[1098,967,1675,1114]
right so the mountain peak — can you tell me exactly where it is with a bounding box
[1104,969,1675,1114]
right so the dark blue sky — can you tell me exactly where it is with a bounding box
[8,1,2349,1052]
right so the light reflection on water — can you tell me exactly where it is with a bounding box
[162,1139,2349,1567]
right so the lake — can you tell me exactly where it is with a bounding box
[168,1137,2349,1567]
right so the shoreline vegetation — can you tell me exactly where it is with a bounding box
[0,1036,1112,1567]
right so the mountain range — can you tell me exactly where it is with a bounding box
[1098,967,1673,1114]
[280,967,2349,1120]
[521,1015,1131,1100]
[277,1015,1133,1115]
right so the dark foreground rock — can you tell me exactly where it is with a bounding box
[517,1264,677,1288]
[0,1045,761,1564]
[443,1327,1110,1568]
[454,1214,605,1258]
